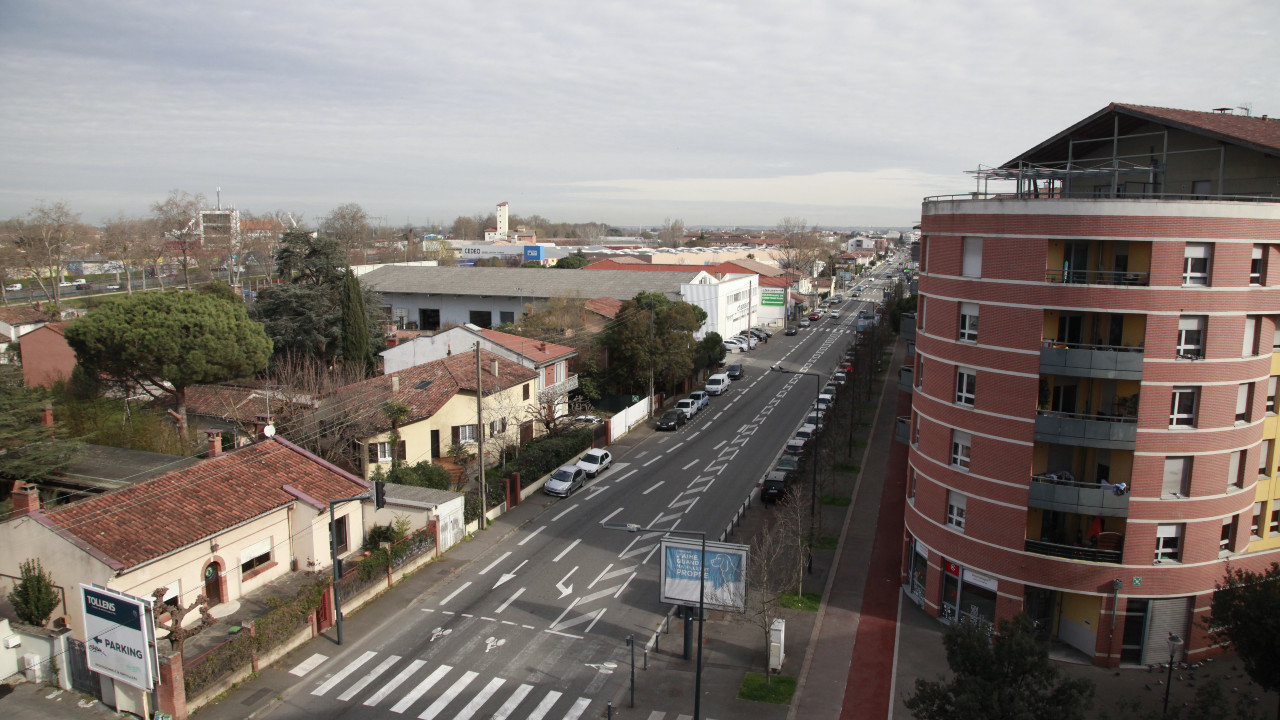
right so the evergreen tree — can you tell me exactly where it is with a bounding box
[0,374,77,489]
[339,268,373,374]
[1209,562,1280,720]
[7,558,60,626]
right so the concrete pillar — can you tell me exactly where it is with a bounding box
[157,652,188,720]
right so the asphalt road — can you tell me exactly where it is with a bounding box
[226,268,902,720]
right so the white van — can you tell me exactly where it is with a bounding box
[705,373,730,396]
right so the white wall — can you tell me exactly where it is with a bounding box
[679,274,757,340]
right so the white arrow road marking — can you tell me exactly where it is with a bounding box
[338,654,399,701]
[490,683,533,720]
[556,567,578,598]
[439,581,471,606]
[585,661,618,674]
[478,552,511,575]
[517,525,546,546]
[312,650,374,696]
[493,559,527,589]
[418,670,477,719]
[495,587,524,613]
[552,538,580,562]
[362,659,424,706]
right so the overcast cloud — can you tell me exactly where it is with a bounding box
[1,0,1276,228]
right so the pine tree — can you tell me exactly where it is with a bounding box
[339,268,373,374]
[8,558,60,626]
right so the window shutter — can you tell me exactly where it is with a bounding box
[451,426,461,444]
[396,441,407,460]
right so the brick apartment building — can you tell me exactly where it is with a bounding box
[902,103,1280,666]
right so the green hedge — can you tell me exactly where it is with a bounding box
[507,430,593,488]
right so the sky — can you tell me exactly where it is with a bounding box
[1,0,1276,230]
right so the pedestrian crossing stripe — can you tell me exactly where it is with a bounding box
[311,653,597,720]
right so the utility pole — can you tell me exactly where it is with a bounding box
[648,305,656,416]
[475,343,487,530]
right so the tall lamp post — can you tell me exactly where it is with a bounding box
[604,522,706,720]
[770,364,820,573]
[1163,632,1183,717]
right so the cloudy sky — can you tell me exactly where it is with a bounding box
[1,1,1276,229]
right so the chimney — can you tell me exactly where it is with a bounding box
[206,430,223,457]
[387,335,398,348]
[538,341,546,352]
[254,414,273,440]
[490,359,499,376]
[10,481,40,515]
[41,403,53,427]
[392,375,400,392]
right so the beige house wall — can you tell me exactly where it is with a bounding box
[0,518,114,639]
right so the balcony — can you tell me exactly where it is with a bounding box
[1034,409,1137,450]
[900,314,916,341]
[1024,538,1123,564]
[1044,269,1149,287]
[1040,340,1144,380]
[543,374,579,398]
[894,416,910,445]
[1029,474,1129,518]
[898,366,913,395]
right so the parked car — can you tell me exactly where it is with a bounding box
[817,393,835,411]
[823,382,838,396]
[761,470,790,503]
[752,326,773,338]
[799,318,811,328]
[774,454,801,479]
[745,328,768,342]
[577,449,613,478]
[4,283,20,291]
[724,338,747,353]
[784,437,807,455]
[734,335,758,350]
[793,424,818,446]
[830,311,841,319]
[805,411,824,429]
[705,373,731,395]
[656,410,686,430]
[833,372,847,385]
[785,325,798,336]
[690,390,710,411]
[544,465,587,497]
[675,398,698,419]
[726,364,743,381]
[808,312,821,321]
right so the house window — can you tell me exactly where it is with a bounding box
[946,491,967,531]
[1161,456,1190,497]
[1237,383,1253,423]
[958,302,979,343]
[239,537,272,577]
[961,237,983,278]
[555,362,565,384]
[158,581,180,610]
[332,515,349,555]
[955,368,976,407]
[523,383,530,401]
[1260,440,1273,477]
[1269,377,1278,414]
[454,424,477,444]
[376,441,392,462]
[1252,502,1264,539]
[1182,243,1210,286]
[1176,316,1204,359]
[1243,316,1260,357]
[1251,245,1265,285]
[1220,516,1236,553]
[1155,524,1183,562]
[1169,387,1197,427]
[489,418,507,438]
[951,430,971,470]
[500,311,515,325]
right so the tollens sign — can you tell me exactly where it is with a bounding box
[80,585,157,690]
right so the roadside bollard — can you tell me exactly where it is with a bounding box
[644,648,648,670]
[607,701,612,719]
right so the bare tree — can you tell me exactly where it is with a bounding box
[742,517,793,683]
[268,353,380,470]
[11,201,83,305]
[100,213,151,294]
[658,218,685,248]
[151,189,207,288]
[321,202,370,264]
[482,385,527,473]
[150,588,215,654]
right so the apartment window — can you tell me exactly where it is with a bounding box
[376,441,392,462]
[239,538,272,577]
[916,356,924,389]
[1161,456,1191,497]
[951,430,971,470]
[955,368,976,407]
[523,383,531,401]
[921,237,929,273]
[1270,377,1278,414]
[1251,245,1265,285]
[908,468,917,501]
[1229,450,1246,489]
[1273,323,1280,350]
[946,491,967,531]
[1252,503,1264,539]
[1182,243,1211,286]
[1176,316,1205,359]
[917,296,926,331]
[1155,524,1183,562]
[1236,383,1253,423]
[1220,516,1237,554]
[1271,502,1280,536]
[1260,440,1273,478]
[1243,315,1261,357]
[1169,387,1197,427]
[332,515,349,555]
[962,237,983,277]
[912,413,920,445]
[958,302,979,343]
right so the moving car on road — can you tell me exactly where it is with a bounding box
[785,325,798,336]
[726,364,744,381]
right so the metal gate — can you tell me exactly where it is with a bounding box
[65,638,101,698]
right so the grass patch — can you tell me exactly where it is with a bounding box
[738,673,797,703]
[821,495,851,507]
[833,461,860,473]
[777,591,822,611]
[814,535,839,550]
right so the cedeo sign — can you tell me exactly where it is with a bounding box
[80,585,157,690]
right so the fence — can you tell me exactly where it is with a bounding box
[608,396,652,443]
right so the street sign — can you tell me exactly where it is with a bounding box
[80,585,157,690]
[760,288,784,306]
[659,538,748,613]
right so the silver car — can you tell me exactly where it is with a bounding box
[544,465,587,497]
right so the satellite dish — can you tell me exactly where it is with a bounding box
[263,424,276,438]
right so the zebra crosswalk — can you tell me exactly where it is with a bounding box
[302,651,596,720]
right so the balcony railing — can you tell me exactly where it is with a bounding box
[1044,269,1149,286]
[543,374,579,398]
[1034,409,1137,449]
[1029,473,1130,517]
[894,416,910,445]
[924,190,1280,204]
[1040,340,1144,380]
[1025,538,1123,564]
[898,366,914,395]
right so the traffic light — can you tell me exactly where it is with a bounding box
[374,480,386,509]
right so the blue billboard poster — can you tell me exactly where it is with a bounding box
[659,537,748,612]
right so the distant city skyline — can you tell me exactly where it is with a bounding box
[1,1,1275,228]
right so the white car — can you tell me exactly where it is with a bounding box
[675,398,698,419]
[576,449,613,478]
[724,338,748,353]
[4,283,20,291]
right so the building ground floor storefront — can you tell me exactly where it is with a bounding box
[901,535,1201,667]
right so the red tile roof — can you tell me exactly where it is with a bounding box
[478,328,576,364]
[40,438,368,570]
[0,305,50,326]
[185,385,307,423]
[584,296,622,319]
[1114,103,1280,153]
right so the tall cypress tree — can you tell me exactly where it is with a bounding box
[339,267,373,374]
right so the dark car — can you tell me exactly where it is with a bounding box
[656,410,686,431]
[785,325,798,336]
[774,455,800,480]
[726,363,743,381]
[761,470,790,503]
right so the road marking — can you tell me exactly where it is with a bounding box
[552,503,580,522]
[525,690,563,720]
[478,552,511,575]
[557,566,578,598]
[701,422,712,430]
[290,653,327,677]
[339,654,400,701]
[563,697,592,720]
[496,587,525,613]
[614,571,637,598]
[614,469,638,484]
[418,670,477,719]
[599,508,624,525]
[491,684,534,720]
[363,659,425,706]
[453,677,506,720]
[643,456,661,466]
[312,650,375,696]
[493,560,526,589]
[688,431,700,440]
[681,459,698,470]
[389,664,450,713]
[517,525,546,546]
[439,582,471,606]
[713,411,724,420]
[553,538,581,562]
[643,481,664,494]
[588,563,612,589]
[634,450,648,457]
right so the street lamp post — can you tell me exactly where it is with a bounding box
[1163,632,1183,717]
[770,364,820,573]
[604,523,705,720]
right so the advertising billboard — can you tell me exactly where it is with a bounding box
[80,585,157,690]
[760,288,785,306]
[659,537,748,613]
